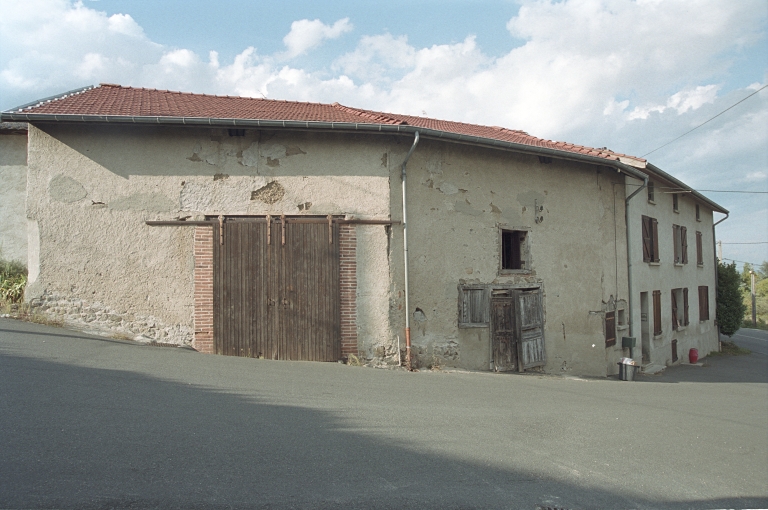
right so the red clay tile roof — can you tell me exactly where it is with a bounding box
[9,84,646,165]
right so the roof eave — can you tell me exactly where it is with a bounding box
[644,163,728,215]
[1,111,649,181]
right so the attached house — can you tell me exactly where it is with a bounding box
[0,84,727,376]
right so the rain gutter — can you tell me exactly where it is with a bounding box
[624,175,648,344]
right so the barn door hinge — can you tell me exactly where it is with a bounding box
[218,215,224,245]
[327,215,333,244]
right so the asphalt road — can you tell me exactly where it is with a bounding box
[1,318,766,510]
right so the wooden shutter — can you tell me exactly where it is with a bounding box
[699,286,709,321]
[459,287,488,326]
[671,289,678,331]
[651,218,659,262]
[696,231,703,265]
[681,226,688,264]
[683,287,689,326]
[653,290,662,335]
[642,216,652,262]
[605,311,616,347]
[673,225,679,263]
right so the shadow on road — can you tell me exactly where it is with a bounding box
[1,339,766,509]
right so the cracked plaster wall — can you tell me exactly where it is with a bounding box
[0,133,28,264]
[388,139,629,376]
[24,124,391,348]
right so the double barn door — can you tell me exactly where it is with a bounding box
[491,288,545,372]
[213,218,340,361]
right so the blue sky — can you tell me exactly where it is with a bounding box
[1,0,766,267]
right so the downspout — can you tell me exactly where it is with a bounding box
[401,132,420,370]
[625,174,648,352]
[712,212,729,346]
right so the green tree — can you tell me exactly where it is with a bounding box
[718,261,746,336]
[741,262,753,288]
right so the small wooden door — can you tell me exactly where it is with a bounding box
[491,296,517,371]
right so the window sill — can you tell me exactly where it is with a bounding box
[459,323,488,329]
[697,264,704,268]
[674,326,687,332]
[499,270,532,276]
[674,263,684,267]
[653,334,663,340]
[648,262,661,266]
[699,320,709,323]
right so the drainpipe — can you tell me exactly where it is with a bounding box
[712,212,729,345]
[625,175,648,348]
[401,131,420,370]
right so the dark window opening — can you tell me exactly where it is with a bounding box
[501,230,526,270]
[228,129,245,137]
[647,181,655,202]
[538,156,553,164]
[652,290,662,336]
[695,204,701,221]
[673,193,679,212]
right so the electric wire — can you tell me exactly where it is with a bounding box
[641,84,768,158]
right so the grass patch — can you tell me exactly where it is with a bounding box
[709,340,751,356]
[0,258,27,305]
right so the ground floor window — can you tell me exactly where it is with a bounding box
[653,290,662,336]
[671,288,689,330]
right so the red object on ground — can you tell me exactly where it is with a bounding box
[689,348,699,364]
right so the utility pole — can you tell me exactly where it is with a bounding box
[751,270,757,327]
[717,240,723,262]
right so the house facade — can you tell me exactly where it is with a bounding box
[1,84,726,376]
[0,122,28,264]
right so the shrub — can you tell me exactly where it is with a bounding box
[717,261,746,337]
[0,258,27,304]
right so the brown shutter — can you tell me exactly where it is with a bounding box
[642,216,651,262]
[651,218,659,262]
[683,287,689,326]
[682,226,688,264]
[653,290,662,335]
[673,225,679,263]
[699,286,710,321]
[605,311,616,347]
[671,289,678,330]
[696,231,703,265]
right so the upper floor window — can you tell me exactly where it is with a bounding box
[647,181,655,203]
[698,286,710,321]
[500,228,530,272]
[642,215,660,263]
[673,224,688,264]
[695,204,701,221]
[671,287,689,330]
[673,193,679,212]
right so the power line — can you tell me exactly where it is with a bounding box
[641,84,768,158]
[721,242,768,245]
[722,257,764,267]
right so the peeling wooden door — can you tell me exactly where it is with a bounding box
[213,218,340,361]
[491,296,517,371]
[516,288,545,371]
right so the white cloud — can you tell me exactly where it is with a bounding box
[281,18,352,59]
[744,171,767,182]
[628,85,721,120]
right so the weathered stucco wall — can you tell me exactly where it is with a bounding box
[25,124,392,348]
[627,176,719,366]
[0,132,28,264]
[387,139,629,376]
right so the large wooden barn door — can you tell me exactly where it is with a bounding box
[491,295,518,372]
[213,218,340,361]
[516,288,545,371]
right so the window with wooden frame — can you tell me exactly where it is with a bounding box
[605,311,616,347]
[673,193,679,212]
[458,286,489,327]
[696,231,703,266]
[642,215,660,263]
[698,286,710,321]
[647,181,655,203]
[500,228,529,272]
[652,290,662,336]
[671,288,689,330]
[673,224,688,264]
[695,204,701,221]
